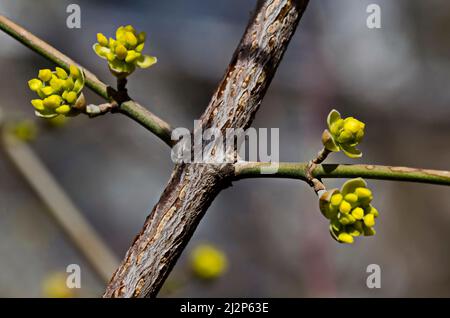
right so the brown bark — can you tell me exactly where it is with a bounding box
[104,0,310,298]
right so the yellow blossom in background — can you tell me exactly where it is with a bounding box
[190,243,228,280]
[9,119,37,141]
[41,272,75,298]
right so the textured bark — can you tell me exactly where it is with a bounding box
[104,0,310,298]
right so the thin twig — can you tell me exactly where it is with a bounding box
[234,161,450,186]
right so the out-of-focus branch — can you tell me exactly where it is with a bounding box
[234,162,450,186]
[0,15,174,147]
[2,131,119,283]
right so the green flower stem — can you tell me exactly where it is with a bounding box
[0,15,173,147]
[234,162,450,186]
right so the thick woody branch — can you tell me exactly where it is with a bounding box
[234,162,450,186]
[104,0,310,297]
[0,15,173,147]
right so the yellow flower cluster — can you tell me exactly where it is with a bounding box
[322,109,365,158]
[93,25,157,77]
[28,65,85,118]
[319,178,378,244]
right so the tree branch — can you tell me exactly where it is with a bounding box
[0,15,174,147]
[234,162,450,186]
[103,0,310,297]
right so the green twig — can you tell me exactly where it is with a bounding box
[234,162,450,186]
[0,15,173,147]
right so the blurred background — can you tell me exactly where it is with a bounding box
[0,0,449,297]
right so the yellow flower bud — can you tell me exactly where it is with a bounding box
[363,214,375,227]
[339,200,351,214]
[330,193,343,207]
[63,77,74,91]
[355,187,371,198]
[369,206,379,218]
[50,78,63,92]
[344,193,358,204]
[339,214,355,225]
[43,95,62,109]
[41,86,54,96]
[115,44,128,60]
[55,67,68,79]
[97,33,108,46]
[43,95,62,108]
[343,117,364,134]
[31,99,45,111]
[125,31,138,47]
[338,233,354,244]
[69,65,80,78]
[55,105,71,115]
[64,91,78,104]
[125,50,140,63]
[107,52,116,62]
[38,69,52,82]
[28,79,42,91]
[351,207,364,220]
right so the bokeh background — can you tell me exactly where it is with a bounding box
[0,0,449,297]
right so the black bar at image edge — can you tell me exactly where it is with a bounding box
[0,298,447,316]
